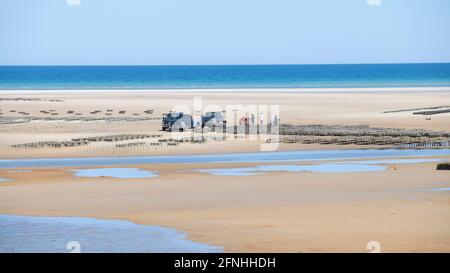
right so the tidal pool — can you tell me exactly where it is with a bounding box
[195,157,447,177]
[72,168,158,179]
[0,214,222,253]
[341,158,444,165]
[7,170,32,173]
[429,187,450,192]
[0,177,13,182]
[196,163,386,176]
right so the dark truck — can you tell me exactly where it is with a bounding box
[201,111,226,129]
[162,112,193,132]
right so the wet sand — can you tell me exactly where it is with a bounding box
[0,159,449,252]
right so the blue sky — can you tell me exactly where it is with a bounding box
[0,0,449,65]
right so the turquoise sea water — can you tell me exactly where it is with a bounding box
[1,64,450,90]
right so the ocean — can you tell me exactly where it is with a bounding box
[0,63,450,90]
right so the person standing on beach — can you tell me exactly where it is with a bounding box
[251,113,255,125]
[239,116,245,125]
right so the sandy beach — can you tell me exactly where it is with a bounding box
[1,87,450,252]
[1,87,450,158]
[0,159,449,252]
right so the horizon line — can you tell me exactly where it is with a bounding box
[1,62,450,67]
